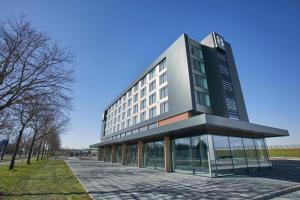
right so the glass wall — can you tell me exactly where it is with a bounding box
[126,144,137,166]
[243,138,259,168]
[254,139,270,167]
[144,141,164,170]
[116,145,122,163]
[106,146,112,162]
[172,135,210,176]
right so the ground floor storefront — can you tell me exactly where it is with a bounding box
[98,133,271,177]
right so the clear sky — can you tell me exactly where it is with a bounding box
[1,0,299,148]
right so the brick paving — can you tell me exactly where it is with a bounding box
[66,159,300,200]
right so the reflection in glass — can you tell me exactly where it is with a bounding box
[254,139,270,167]
[243,138,259,168]
[229,137,247,168]
[116,145,122,163]
[173,137,192,171]
[191,135,209,175]
[106,146,112,162]
[144,141,164,170]
[213,136,234,174]
[126,144,137,166]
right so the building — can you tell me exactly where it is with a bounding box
[90,32,288,177]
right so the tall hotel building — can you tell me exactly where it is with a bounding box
[91,32,288,177]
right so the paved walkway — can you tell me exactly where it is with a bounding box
[66,159,300,200]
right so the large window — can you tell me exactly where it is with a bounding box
[254,139,270,167]
[126,144,137,166]
[193,74,208,89]
[160,86,168,99]
[159,72,167,85]
[141,76,146,86]
[140,87,146,98]
[133,104,138,114]
[160,101,168,114]
[133,94,138,103]
[243,138,259,168]
[127,108,131,117]
[195,91,211,107]
[149,107,156,118]
[149,93,156,105]
[149,68,156,80]
[229,137,247,169]
[189,44,203,60]
[144,141,164,170]
[127,98,132,107]
[149,80,156,92]
[140,99,146,110]
[140,111,146,122]
[132,115,138,125]
[191,58,205,73]
[159,59,166,72]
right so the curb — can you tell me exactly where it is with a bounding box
[251,184,300,200]
[64,160,95,200]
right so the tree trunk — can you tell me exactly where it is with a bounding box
[27,132,38,164]
[1,144,7,160]
[41,143,46,160]
[36,137,44,161]
[9,127,25,170]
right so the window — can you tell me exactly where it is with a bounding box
[127,98,132,107]
[148,122,157,129]
[149,80,156,92]
[127,108,131,117]
[126,119,131,127]
[133,94,138,103]
[189,44,203,60]
[159,59,166,72]
[192,74,208,89]
[191,58,205,73]
[117,115,121,122]
[122,95,126,102]
[122,112,126,120]
[140,99,146,109]
[141,76,146,86]
[149,107,156,118]
[113,118,116,123]
[122,102,126,110]
[195,91,211,107]
[160,86,168,99]
[159,72,167,85]
[160,101,168,114]
[118,106,121,113]
[149,68,156,79]
[140,87,147,98]
[140,111,146,122]
[134,84,138,92]
[132,115,138,125]
[149,93,156,105]
[127,90,132,97]
[133,104,138,114]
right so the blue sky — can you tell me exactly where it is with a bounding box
[1,0,299,148]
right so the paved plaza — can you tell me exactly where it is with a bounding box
[66,159,300,200]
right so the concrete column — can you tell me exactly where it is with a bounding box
[137,141,144,168]
[122,143,127,165]
[164,135,171,173]
[111,144,116,163]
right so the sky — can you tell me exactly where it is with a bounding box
[1,0,299,148]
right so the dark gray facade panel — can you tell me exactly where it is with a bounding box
[224,42,249,122]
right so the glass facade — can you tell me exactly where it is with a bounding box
[172,135,210,176]
[102,134,271,177]
[144,141,164,170]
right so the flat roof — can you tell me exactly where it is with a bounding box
[90,114,289,148]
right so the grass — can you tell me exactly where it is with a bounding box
[268,148,300,158]
[0,159,91,200]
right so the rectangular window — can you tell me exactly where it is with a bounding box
[149,68,156,80]
[127,119,131,127]
[134,84,139,92]
[118,106,121,113]
[159,72,167,85]
[122,95,126,102]
[140,111,146,122]
[191,58,205,73]
[132,115,138,125]
[141,76,146,86]
[149,80,156,92]
[195,91,211,107]
[122,102,126,110]
[140,99,146,109]
[159,59,166,72]
[140,87,147,98]
[160,101,168,114]
[117,115,121,122]
[133,104,138,114]
[192,74,208,89]
[189,44,203,60]
[127,98,132,107]
[149,107,156,118]
[133,93,138,103]
[149,93,156,105]
[122,112,126,120]
[127,108,131,117]
[127,90,132,97]
[159,86,168,99]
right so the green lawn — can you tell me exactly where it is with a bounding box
[268,148,300,158]
[0,159,91,200]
